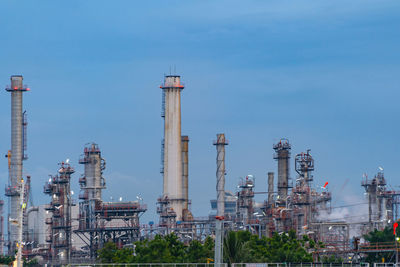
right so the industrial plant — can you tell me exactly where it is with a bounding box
[1,74,399,265]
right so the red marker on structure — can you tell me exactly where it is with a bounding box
[323,182,329,188]
[394,222,398,235]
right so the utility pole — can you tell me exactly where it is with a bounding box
[16,178,25,267]
[394,222,398,264]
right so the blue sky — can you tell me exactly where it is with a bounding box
[0,0,399,226]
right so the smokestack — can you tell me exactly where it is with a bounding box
[273,139,291,207]
[181,136,189,211]
[6,75,29,253]
[214,134,228,217]
[267,172,274,205]
[213,133,228,266]
[161,75,184,220]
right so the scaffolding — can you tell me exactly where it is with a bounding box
[362,172,400,232]
[236,175,255,228]
[157,195,177,233]
[43,162,74,265]
[75,143,146,259]
[265,145,334,242]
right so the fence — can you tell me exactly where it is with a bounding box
[232,264,370,267]
[373,264,400,267]
[64,263,378,267]
[67,264,228,267]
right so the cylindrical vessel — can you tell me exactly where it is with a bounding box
[267,172,274,205]
[181,136,189,211]
[84,144,104,200]
[273,140,291,206]
[277,150,289,201]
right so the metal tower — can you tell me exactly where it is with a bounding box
[295,150,314,186]
[273,138,291,207]
[78,143,106,232]
[43,162,74,265]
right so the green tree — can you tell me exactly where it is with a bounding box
[223,231,251,264]
[363,226,398,263]
[0,255,14,264]
[98,231,313,264]
[98,241,133,263]
[265,230,313,263]
[223,230,312,263]
[98,241,117,263]
[321,255,343,263]
[186,239,213,263]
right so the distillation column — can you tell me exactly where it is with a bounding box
[5,75,29,253]
[294,151,315,231]
[81,143,105,201]
[214,133,228,266]
[78,143,106,231]
[161,75,185,221]
[273,139,291,207]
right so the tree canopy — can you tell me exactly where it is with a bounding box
[223,230,313,264]
[98,230,313,263]
[363,225,399,263]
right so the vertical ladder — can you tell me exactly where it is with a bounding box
[22,111,28,160]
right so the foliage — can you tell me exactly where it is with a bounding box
[98,241,132,263]
[223,231,251,264]
[0,255,14,264]
[222,230,312,263]
[98,230,313,264]
[132,234,185,263]
[98,234,213,263]
[321,255,343,263]
[363,225,398,263]
[186,236,214,263]
[23,258,39,266]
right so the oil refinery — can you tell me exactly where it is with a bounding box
[1,74,399,266]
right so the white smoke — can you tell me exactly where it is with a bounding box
[316,187,369,238]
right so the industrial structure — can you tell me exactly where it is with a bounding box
[75,143,147,259]
[43,162,74,264]
[1,73,400,265]
[208,137,400,259]
[158,74,193,232]
[5,75,29,254]
[361,172,400,232]
[214,133,228,265]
